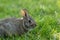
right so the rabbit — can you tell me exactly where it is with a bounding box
[0,9,36,37]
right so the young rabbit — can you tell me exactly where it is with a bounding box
[0,9,36,37]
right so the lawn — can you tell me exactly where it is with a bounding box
[0,0,60,40]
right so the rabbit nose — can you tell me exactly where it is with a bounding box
[31,23,36,26]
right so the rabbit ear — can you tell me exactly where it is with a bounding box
[21,9,28,17]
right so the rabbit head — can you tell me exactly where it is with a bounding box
[21,9,36,29]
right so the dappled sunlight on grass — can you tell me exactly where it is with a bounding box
[53,33,60,40]
[57,0,60,8]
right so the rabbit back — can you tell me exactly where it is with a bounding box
[0,18,25,36]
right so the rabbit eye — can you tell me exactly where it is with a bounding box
[29,20,31,23]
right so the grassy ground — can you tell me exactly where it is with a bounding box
[0,0,60,40]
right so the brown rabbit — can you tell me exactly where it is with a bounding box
[0,9,36,37]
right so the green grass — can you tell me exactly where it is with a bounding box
[0,0,60,40]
